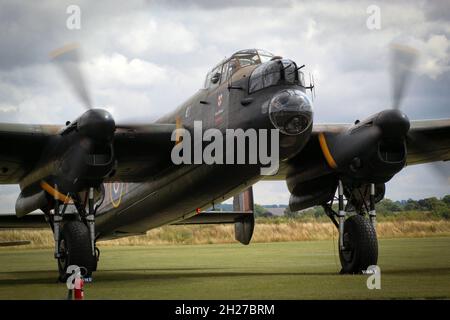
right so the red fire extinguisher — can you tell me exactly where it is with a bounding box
[74,277,84,300]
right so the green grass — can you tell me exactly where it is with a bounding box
[0,237,449,299]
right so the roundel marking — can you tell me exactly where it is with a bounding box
[110,182,124,208]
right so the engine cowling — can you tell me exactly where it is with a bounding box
[15,189,48,218]
[286,109,410,212]
[318,109,410,184]
[289,174,337,212]
[16,109,116,217]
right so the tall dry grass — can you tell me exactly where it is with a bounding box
[1,220,450,249]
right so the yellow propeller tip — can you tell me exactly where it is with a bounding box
[49,42,79,59]
[390,43,419,56]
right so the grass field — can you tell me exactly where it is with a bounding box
[1,219,450,248]
[0,237,449,299]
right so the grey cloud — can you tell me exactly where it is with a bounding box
[146,0,294,10]
[0,1,72,70]
[423,0,450,22]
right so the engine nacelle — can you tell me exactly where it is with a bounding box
[15,189,48,217]
[289,174,337,212]
[285,109,409,212]
[319,109,410,184]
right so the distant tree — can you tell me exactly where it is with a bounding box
[435,207,450,219]
[313,206,325,217]
[284,207,300,218]
[442,195,450,206]
[377,199,402,213]
[404,199,420,211]
[418,197,441,211]
[254,204,272,217]
[284,206,293,217]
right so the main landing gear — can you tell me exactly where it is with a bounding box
[57,220,97,281]
[45,186,103,282]
[322,181,378,274]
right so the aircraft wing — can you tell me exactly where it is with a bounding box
[312,119,450,166]
[266,119,450,181]
[110,123,176,182]
[405,119,450,165]
[0,121,176,185]
[0,123,61,184]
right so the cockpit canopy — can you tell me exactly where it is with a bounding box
[204,49,306,93]
[204,49,274,88]
[249,59,305,93]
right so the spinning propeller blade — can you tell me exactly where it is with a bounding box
[389,43,449,183]
[389,44,419,111]
[50,43,92,109]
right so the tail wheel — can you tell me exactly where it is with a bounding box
[339,215,378,274]
[58,220,97,282]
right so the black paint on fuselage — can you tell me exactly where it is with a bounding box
[95,56,312,239]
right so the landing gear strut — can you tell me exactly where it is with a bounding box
[323,180,378,274]
[47,186,103,282]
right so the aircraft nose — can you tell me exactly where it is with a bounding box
[268,89,313,135]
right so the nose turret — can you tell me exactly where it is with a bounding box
[268,89,313,135]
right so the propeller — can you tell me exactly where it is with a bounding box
[389,43,419,110]
[50,43,92,109]
[389,43,449,183]
[50,43,156,129]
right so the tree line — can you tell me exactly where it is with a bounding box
[256,195,450,219]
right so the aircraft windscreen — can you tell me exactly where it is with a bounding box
[248,58,302,93]
[258,49,274,63]
[204,50,275,88]
[234,52,261,67]
[232,49,274,68]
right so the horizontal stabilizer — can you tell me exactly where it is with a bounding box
[0,240,31,247]
[172,187,255,245]
[0,214,47,229]
[172,211,252,225]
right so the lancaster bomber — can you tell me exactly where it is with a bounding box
[0,46,449,280]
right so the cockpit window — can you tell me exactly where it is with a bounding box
[221,59,237,84]
[249,60,282,92]
[234,52,261,68]
[204,49,276,88]
[258,49,274,63]
[249,59,303,93]
[259,55,273,63]
[204,65,222,88]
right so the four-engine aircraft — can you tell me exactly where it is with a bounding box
[0,46,449,279]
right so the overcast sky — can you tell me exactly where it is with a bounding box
[0,0,449,211]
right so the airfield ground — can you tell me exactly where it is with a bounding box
[0,237,449,299]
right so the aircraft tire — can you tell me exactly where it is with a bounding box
[339,215,378,274]
[57,220,97,282]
